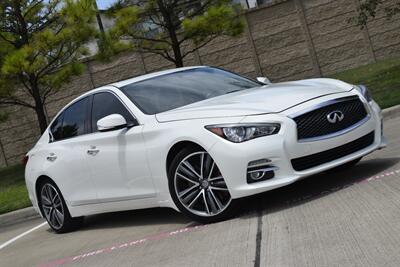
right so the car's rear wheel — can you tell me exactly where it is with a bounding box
[168,147,236,223]
[39,180,83,233]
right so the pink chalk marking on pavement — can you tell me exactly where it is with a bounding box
[285,168,400,205]
[37,168,400,267]
[37,224,206,267]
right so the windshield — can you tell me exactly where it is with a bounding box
[120,67,261,114]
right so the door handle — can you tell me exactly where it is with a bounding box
[87,146,100,156]
[46,153,57,162]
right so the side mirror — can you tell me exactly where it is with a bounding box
[257,77,271,85]
[97,114,128,132]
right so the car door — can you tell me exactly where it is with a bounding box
[47,96,98,206]
[88,91,155,203]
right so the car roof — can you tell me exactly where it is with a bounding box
[110,66,207,88]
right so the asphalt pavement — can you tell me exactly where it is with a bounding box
[0,115,399,267]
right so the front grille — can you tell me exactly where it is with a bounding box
[292,96,368,141]
[291,131,374,171]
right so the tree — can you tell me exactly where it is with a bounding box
[105,0,244,68]
[0,0,97,133]
[353,0,400,27]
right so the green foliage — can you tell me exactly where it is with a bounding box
[0,164,30,215]
[182,4,244,45]
[111,6,140,37]
[353,0,400,27]
[96,32,131,61]
[0,0,97,132]
[332,58,400,109]
[103,0,244,67]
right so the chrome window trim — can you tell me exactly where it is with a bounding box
[48,89,140,143]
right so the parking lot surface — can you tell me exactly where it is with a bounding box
[0,116,399,267]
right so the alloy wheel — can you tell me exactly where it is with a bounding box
[174,151,232,217]
[40,183,64,230]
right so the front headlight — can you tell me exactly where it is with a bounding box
[205,123,280,143]
[356,85,372,102]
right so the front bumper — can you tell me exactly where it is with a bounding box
[208,93,386,199]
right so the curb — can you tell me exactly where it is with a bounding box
[0,207,40,227]
[382,104,400,120]
[0,105,399,227]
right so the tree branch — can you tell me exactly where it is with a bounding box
[36,41,66,77]
[0,32,17,46]
[128,33,172,45]
[18,73,34,98]
[23,0,45,17]
[138,47,176,63]
[0,97,35,109]
[181,36,216,59]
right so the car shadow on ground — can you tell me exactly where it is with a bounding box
[239,157,400,218]
[74,207,191,232]
[62,157,399,231]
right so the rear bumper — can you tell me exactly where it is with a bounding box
[208,93,385,199]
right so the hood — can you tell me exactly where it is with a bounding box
[155,78,354,122]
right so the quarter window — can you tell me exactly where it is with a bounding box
[91,92,135,132]
[50,113,64,142]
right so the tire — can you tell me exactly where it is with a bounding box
[168,146,237,223]
[38,180,83,233]
[332,157,363,171]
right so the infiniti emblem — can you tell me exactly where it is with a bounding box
[327,110,344,124]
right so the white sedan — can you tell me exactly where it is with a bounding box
[25,66,386,233]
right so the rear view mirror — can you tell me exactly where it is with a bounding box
[97,114,128,132]
[257,77,271,85]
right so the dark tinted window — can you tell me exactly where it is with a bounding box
[50,113,64,141]
[61,97,89,139]
[91,92,135,132]
[120,67,261,114]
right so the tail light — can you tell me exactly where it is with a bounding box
[22,155,29,167]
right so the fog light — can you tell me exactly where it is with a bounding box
[250,171,265,180]
[247,159,278,184]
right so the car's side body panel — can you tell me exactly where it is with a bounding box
[84,125,156,205]
[25,86,160,217]
[25,133,98,215]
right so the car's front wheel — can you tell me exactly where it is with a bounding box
[39,180,83,233]
[168,147,236,223]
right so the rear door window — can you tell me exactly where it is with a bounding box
[62,97,89,139]
[49,97,89,141]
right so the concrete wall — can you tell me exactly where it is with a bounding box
[0,0,399,167]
